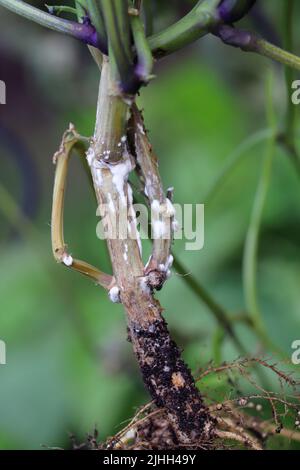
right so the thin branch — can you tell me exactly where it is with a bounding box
[243,72,277,332]
[173,257,247,355]
[203,128,273,205]
[148,0,220,57]
[101,0,136,93]
[214,24,300,72]
[278,0,300,176]
[218,0,257,23]
[86,0,107,50]
[129,7,154,84]
[0,0,105,51]
[129,105,173,289]
[51,124,113,289]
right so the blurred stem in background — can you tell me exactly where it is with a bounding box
[203,128,273,205]
[281,0,300,175]
[243,70,277,337]
[0,180,101,361]
[173,257,248,355]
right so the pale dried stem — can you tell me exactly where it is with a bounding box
[51,124,112,289]
[129,104,174,286]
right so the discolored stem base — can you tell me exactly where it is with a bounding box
[88,58,215,446]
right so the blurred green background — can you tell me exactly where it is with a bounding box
[0,0,299,449]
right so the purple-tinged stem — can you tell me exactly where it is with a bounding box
[218,0,257,24]
[0,0,107,53]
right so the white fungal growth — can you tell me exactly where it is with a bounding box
[145,255,151,270]
[137,123,145,135]
[172,219,180,233]
[151,199,175,239]
[102,149,111,160]
[121,135,127,143]
[123,243,129,262]
[166,254,174,269]
[86,147,96,166]
[123,244,128,262]
[108,286,121,303]
[110,157,133,206]
[166,198,176,217]
[127,187,143,256]
[107,193,115,213]
[93,167,103,188]
[139,277,151,295]
[158,255,173,275]
[127,184,133,204]
[153,220,168,239]
[62,254,73,267]
[151,199,161,213]
[151,199,167,239]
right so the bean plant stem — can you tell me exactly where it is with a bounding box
[0,0,103,49]
[86,59,215,443]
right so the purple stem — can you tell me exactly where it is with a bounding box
[218,0,257,24]
[74,17,108,53]
[213,24,257,52]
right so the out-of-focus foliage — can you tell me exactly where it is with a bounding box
[0,0,299,449]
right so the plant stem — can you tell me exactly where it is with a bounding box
[0,0,104,50]
[130,8,153,83]
[86,0,107,48]
[86,58,215,443]
[283,0,296,141]
[101,0,135,92]
[204,128,273,205]
[255,37,300,72]
[173,257,247,355]
[279,0,300,175]
[215,24,300,73]
[243,72,277,333]
[148,0,220,57]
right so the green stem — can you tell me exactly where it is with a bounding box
[255,38,300,72]
[173,256,247,355]
[243,72,277,333]
[101,0,134,91]
[204,128,273,205]
[46,5,78,17]
[130,7,153,83]
[280,0,300,175]
[148,0,220,57]
[86,0,107,45]
[0,0,102,49]
[283,0,295,140]
[0,1,81,38]
[142,0,153,36]
[216,24,300,74]
[212,327,225,365]
[74,0,86,18]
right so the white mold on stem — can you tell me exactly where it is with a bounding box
[108,285,121,303]
[62,254,73,267]
[139,276,151,295]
